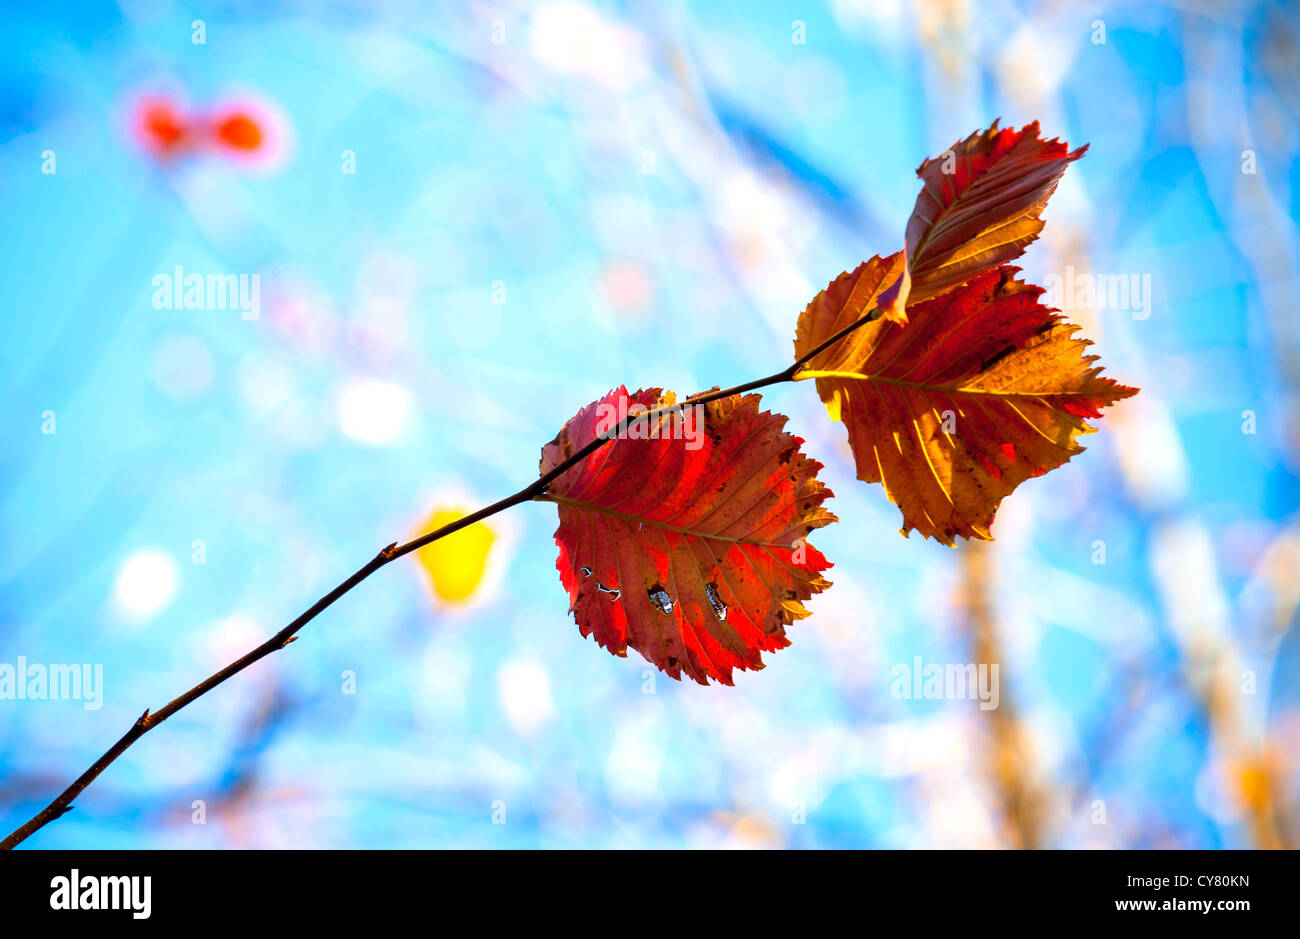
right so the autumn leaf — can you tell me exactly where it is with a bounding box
[905,120,1086,304]
[793,265,1138,545]
[539,387,835,685]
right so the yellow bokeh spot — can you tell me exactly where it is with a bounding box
[416,508,495,604]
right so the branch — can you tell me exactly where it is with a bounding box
[2,291,893,849]
[3,371,804,847]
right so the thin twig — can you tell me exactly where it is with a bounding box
[2,291,896,849]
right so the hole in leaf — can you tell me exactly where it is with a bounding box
[580,566,592,578]
[705,582,728,620]
[596,582,621,600]
[647,584,673,614]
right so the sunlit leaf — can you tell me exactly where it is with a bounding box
[540,387,835,685]
[794,265,1137,545]
[905,120,1086,303]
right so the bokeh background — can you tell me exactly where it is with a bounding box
[2,0,1298,849]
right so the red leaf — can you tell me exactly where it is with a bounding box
[540,388,836,685]
[905,120,1086,303]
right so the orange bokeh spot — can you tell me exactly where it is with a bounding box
[137,99,191,157]
[215,113,264,151]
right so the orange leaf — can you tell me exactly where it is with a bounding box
[905,120,1086,304]
[791,252,911,362]
[540,387,835,685]
[794,265,1138,545]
